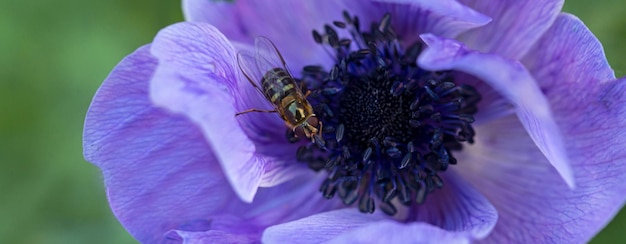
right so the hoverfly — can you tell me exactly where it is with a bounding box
[236,36,323,145]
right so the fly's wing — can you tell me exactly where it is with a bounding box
[253,36,303,94]
[237,49,266,95]
[253,36,287,73]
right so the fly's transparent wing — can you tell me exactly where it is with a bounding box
[238,36,302,103]
[236,49,266,95]
[253,36,295,78]
[254,36,303,94]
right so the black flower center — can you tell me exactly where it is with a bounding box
[294,11,481,215]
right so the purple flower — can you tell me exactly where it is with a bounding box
[83,0,626,243]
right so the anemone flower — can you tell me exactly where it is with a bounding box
[83,0,626,243]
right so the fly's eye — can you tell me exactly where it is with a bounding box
[294,125,306,138]
[307,116,319,127]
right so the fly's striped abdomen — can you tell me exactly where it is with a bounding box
[261,67,299,105]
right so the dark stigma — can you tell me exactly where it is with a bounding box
[295,11,481,215]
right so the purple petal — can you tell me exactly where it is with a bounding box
[84,45,341,243]
[182,0,247,41]
[456,110,626,242]
[183,0,366,71]
[166,230,254,244]
[373,0,491,42]
[434,15,626,242]
[330,222,471,244]
[149,22,310,202]
[149,22,264,202]
[457,0,564,59]
[418,34,575,188]
[83,46,242,243]
[456,13,626,243]
[522,14,615,88]
[262,209,389,243]
[182,0,490,73]
[83,45,158,163]
[409,170,497,239]
[263,171,497,243]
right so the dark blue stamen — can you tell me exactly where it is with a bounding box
[296,11,481,215]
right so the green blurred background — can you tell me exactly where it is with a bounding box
[0,1,624,243]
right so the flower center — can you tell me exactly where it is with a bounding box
[295,12,481,215]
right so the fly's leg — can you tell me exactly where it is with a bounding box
[235,109,277,116]
[313,121,326,150]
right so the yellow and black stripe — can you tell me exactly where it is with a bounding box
[261,67,298,104]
